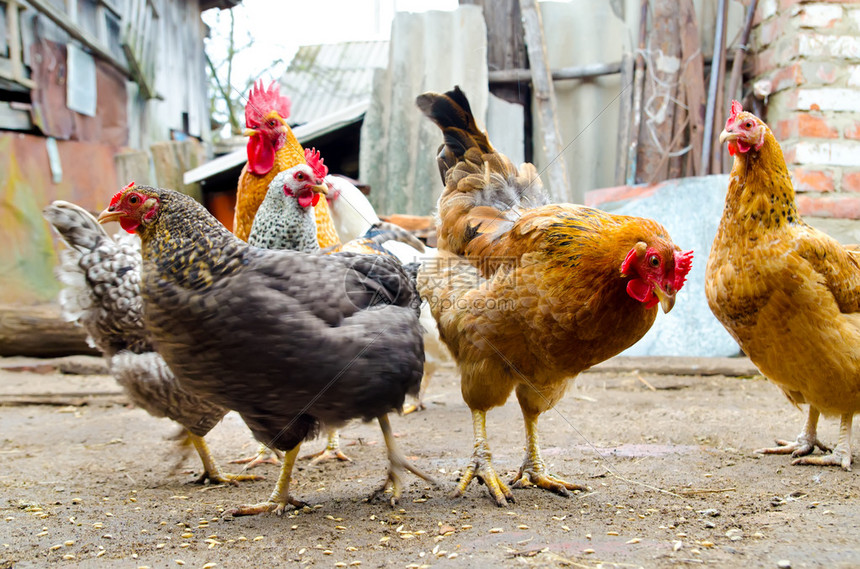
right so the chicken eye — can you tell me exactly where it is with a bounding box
[296,172,305,180]
[744,121,754,128]
[648,255,660,268]
[129,195,139,205]
[268,119,277,128]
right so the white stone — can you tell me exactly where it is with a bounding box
[848,66,860,87]
[798,33,860,59]
[848,8,860,31]
[797,4,842,28]
[760,0,778,21]
[795,140,860,167]
[795,88,860,112]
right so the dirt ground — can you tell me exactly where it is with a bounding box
[1,356,859,569]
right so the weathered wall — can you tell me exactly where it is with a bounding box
[0,133,119,305]
[753,0,860,218]
[359,6,488,216]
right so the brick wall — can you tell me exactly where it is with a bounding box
[753,0,860,218]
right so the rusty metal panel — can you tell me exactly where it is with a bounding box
[29,39,128,146]
[0,132,119,305]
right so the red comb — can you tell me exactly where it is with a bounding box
[673,250,694,290]
[109,181,135,207]
[245,80,291,127]
[730,100,743,119]
[304,147,329,180]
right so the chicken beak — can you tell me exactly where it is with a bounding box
[653,285,676,314]
[243,128,256,137]
[719,129,735,144]
[97,208,123,225]
[312,183,329,196]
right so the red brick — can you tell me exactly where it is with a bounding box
[797,113,838,138]
[796,194,860,219]
[770,62,806,92]
[844,171,860,193]
[772,114,839,140]
[757,12,789,48]
[754,45,780,76]
[783,143,798,164]
[845,121,860,140]
[791,167,834,192]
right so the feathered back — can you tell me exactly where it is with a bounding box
[43,201,150,357]
[416,86,548,259]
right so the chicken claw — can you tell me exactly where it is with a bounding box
[229,443,283,469]
[455,457,514,507]
[227,496,309,517]
[188,434,264,485]
[509,465,584,497]
[755,406,831,457]
[791,412,853,471]
[227,445,307,516]
[370,414,437,506]
[454,410,514,506]
[301,427,352,465]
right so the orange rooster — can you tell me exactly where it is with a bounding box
[416,86,693,505]
[234,81,339,248]
[707,101,860,471]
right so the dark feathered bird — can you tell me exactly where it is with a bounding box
[43,200,260,485]
[98,185,432,514]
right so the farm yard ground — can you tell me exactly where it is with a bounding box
[1,356,859,569]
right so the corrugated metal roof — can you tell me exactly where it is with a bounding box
[280,40,389,127]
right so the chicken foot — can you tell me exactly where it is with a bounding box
[188,433,264,485]
[300,427,352,464]
[756,406,832,457]
[792,413,853,471]
[510,411,586,497]
[454,409,514,507]
[370,414,437,506]
[228,445,309,516]
[229,443,284,469]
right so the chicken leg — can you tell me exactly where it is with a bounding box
[792,413,853,471]
[454,409,514,506]
[370,414,437,505]
[230,443,284,469]
[300,427,352,464]
[188,433,264,485]
[228,445,308,516]
[509,410,585,496]
[756,406,832,458]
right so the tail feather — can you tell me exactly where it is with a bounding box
[42,200,109,253]
[417,86,548,258]
[416,86,493,184]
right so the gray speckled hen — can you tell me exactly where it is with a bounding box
[97,184,431,515]
[43,200,260,485]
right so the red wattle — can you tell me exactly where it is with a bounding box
[297,191,314,208]
[727,142,737,157]
[311,193,320,207]
[247,135,275,175]
[119,218,140,233]
[626,278,655,307]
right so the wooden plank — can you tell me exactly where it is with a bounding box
[626,0,648,186]
[710,0,729,175]
[518,0,570,202]
[615,52,634,186]
[679,0,705,177]
[23,0,130,77]
[0,303,98,358]
[0,100,33,130]
[636,0,681,185]
[488,61,622,83]
[701,0,728,175]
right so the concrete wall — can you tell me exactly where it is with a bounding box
[359,6,488,216]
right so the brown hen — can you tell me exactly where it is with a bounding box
[707,101,860,470]
[416,86,693,505]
